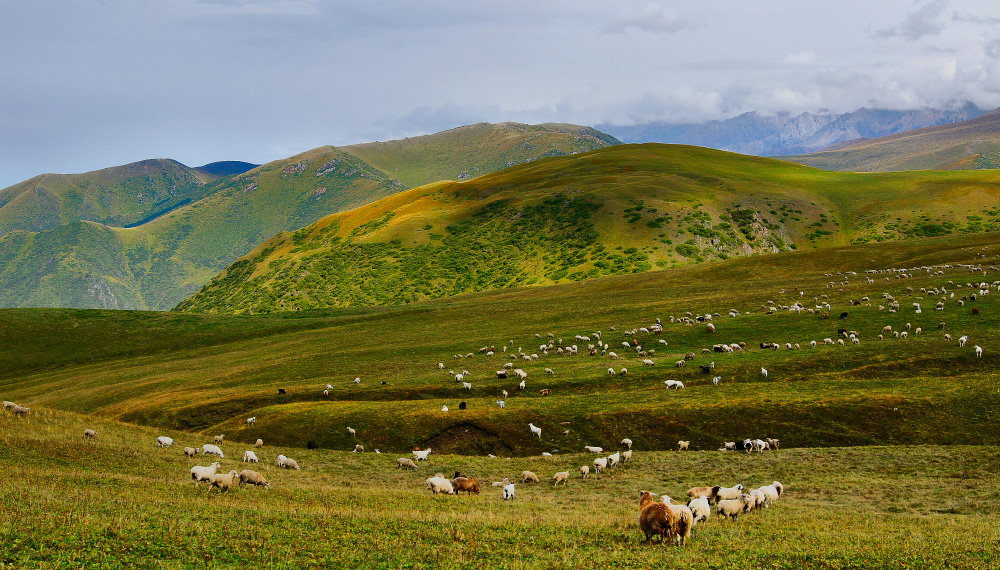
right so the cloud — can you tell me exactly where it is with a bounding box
[986,39,1000,59]
[874,0,949,41]
[603,3,689,35]
[786,51,816,64]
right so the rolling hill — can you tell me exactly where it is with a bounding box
[785,107,1000,171]
[0,123,620,310]
[176,143,1000,315]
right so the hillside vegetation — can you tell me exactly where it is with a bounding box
[0,123,617,311]
[786,107,1000,171]
[178,143,1000,315]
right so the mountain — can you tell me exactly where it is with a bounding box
[783,108,1000,171]
[0,123,620,311]
[598,104,986,157]
[193,161,258,178]
[176,143,1000,315]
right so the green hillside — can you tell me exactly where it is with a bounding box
[177,143,1000,315]
[785,107,1000,171]
[0,123,618,311]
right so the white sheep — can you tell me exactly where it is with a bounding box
[462,381,472,390]
[622,449,633,463]
[580,466,590,479]
[156,436,173,447]
[253,439,263,448]
[642,359,655,366]
[712,376,721,385]
[607,367,616,375]
[276,454,301,470]
[242,450,259,463]
[397,457,418,469]
[347,427,356,437]
[239,470,270,489]
[413,449,432,461]
[584,445,604,453]
[202,444,224,458]
[714,483,745,504]
[620,438,632,449]
[246,417,256,426]
[607,451,620,468]
[717,493,751,522]
[620,367,628,375]
[528,423,541,438]
[503,483,516,500]
[213,434,224,444]
[441,405,449,412]
[761,367,768,378]
[353,444,364,453]
[593,457,608,473]
[11,405,30,417]
[496,400,505,409]
[208,470,241,494]
[519,380,526,391]
[975,345,983,357]
[553,471,569,486]
[545,368,555,375]
[659,496,694,544]
[82,429,97,438]
[2,401,15,410]
[521,471,540,483]
[687,497,711,524]
[190,462,222,486]
[183,446,200,457]
[959,335,969,347]
[664,380,684,390]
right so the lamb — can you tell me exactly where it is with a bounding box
[496,400,505,409]
[397,457,418,469]
[425,475,455,495]
[714,483,745,504]
[959,335,969,347]
[659,495,694,545]
[246,417,256,426]
[593,457,608,473]
[552,471,570,486]
[638,491,677,545]
[584,445,604,453]
[521,471,540,483]
[716,493,751,522]
[607,451,621,468]
[413,449,432,461]
[761,367,768,378]
[528,423,541,438]
[347,427,356,437]
[620,438,633,449]
[243,450,259,463]
[156,436,173,447]
[491,477,511,487]
[539,388,551,396]
[622,449,633,463]
[580,466,590,479]
[239,469,270,489]
[677,440,690,451]
[208,470,240,494]
[276,454,301,470]
[975,345,983,357]
[213,435,224,444]
[503,482,516,500]
[190,462,222,486]
[452,476,481,495]
[183,446,200,457]
[687,496,711,524]
[254,439,263,448]
[84,429,98,439]
[202,444,224,458]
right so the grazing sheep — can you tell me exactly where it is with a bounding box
[213,435,224,444]
[426,475,455,495]
[642,359,655,366]
[83,429,97,439]
[545,368,555,375]
[687,497,711,524]
[190,462,222,486]
[620,438,633,450]
[622,449,633,463]
[553,471,570,486]
[242,450,259,463]
[620,367,628,375]
[975,345,983,357]
[397,458,418,469]
[659,496,694,545]
[664,380,685,390]
[156,436,172,447]
[208,470,240,494]
[521,471,540,483]
[239,470,270,489]
[413,449,432,461]
[2,401,15,410]
[276,454,301,470]
[452,477,481,495]
[202,444,224,458]
[11,405,30,417]
[675,360,686,367]
[759,485,780,507]
[638,491,677,545]
[580,466,590,479]
[183,446,200,457]
[714,484,745,504]
[496,400,505,409]
[607,451,621,468]
[959,335,969,347]
[519,380,526,391]
[503,483,516,500]
[593,457,608,473]
[687,486,719,501]
[496,370,508,379]
[528,423,541,438]
[717,493,751,522]
[254,439,263,448]
[677,440,690,451]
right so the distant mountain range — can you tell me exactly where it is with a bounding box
[598,103,987,157]
[0,123,619,310]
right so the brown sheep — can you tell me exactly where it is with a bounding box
[213,435,225,444]
[638,491,676,545]
[451,477,481,495]
[686,485,719,502]
[253,439,263,448]
[766,438,780,450]
[539,389,551,396]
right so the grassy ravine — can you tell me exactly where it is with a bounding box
[2,408,999,569]
[177,143,1000,315]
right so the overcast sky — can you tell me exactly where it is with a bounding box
[3,0,1000,187]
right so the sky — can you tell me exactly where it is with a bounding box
[3,0,1000,187]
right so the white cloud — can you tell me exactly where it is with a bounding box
[603,3,689,35]
[874,0,949,41]
[786,51,817,64]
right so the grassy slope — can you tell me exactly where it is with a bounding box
[786,107,1000,171]
[3,231,1000,456]
[178,143,1000,314]
[0,124,620,311]
[2,407,998,568]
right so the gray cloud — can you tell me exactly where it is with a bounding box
[603,3,690,35]
[874,0,949,41]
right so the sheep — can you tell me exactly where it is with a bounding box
[687,497,711,524]
[622,449,633,463]
[496,370,508,379]
[714,484,745,504]
[593,457,608,473]
[347,427,356,438]
[620,367,628,375]
[1,401,15,410]
[502,389,509,398]
[503,483,516,500]
[761,367,768,378]
[254,439,263,448]
[664,380,684,390]
[675,360,686,367]
[202,444,224,458]
[519,380,526,391]
[642,359,655,366]
[452,476,481,495]
[677,440,690,451]
[713,376,721,385]
[580,466,590,479]
[462,381,472,391]
[584,445,604,453]
[156,436,173,447]
[413,449,432,461]
[959,335,969,347]
[746,489,766,512]
[538,388,551,396]
[687,486,719,501]
[659,495,694,545]
[213,435,225,444]
[11,405,30,417]
[238,450,258,463]
[353,444,364,453]
[717,493,751,522]
[772,480,784,496]
[397,457,418,469]
[441,405,449,412]
[621,438,633,450]
[521,471,540,483]
[246,416,256,426]
[208,470,240,494]
[608,352,619,359]
[183,446,200,457]
[607,367,616,375]
[766,438,780,450]
[496,400,505,409]
[276,454,301,470]
[607,451,621,468]
[83,429,97,439]
[528,423,541,438]
[638,491,677,545]
[426,475,455,495]
[975,345,983,357]
[553,471,570,486]
[759,484,780,507]
[239,469,270,489]
[545,368,555,375]
[945,333,953,341]
[190,462,222,486]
